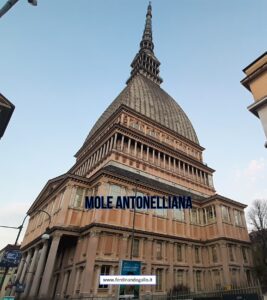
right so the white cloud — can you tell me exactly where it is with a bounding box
[215,157,267,206]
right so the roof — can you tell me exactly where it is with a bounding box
[85,74,199,145]
[0,93,15,139]
[101,164,206,201]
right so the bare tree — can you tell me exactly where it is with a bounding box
[248,199,267,292]
[248,199,267,231]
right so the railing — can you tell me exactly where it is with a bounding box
[36,284,263,300]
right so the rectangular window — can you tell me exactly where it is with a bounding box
[73,187,84,207]
[206,206,216,222]
[231,269,237,286]
[109,184,125,206]
[135,191,147,212]
[99,265,110,288]
[196,271,201,290]
[234,210,243,226]
[173,208,184,221]
[212,245,218,263]
[190,208,198,224]
[156,269,163,291]
[156,242,163,259]
[177,244,182,262]
[177,270,183,285]
[75,267,84,294]
[242,247,248,263]
[228,244,234,262]
[214,270,221,289]
[195,247,200,263]
[133,239,139,257]
[221,205,231,222]
[154,198,167,217]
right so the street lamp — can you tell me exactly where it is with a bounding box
[0,0,37,19]
[0,209,52,292]
[130,179,139,260]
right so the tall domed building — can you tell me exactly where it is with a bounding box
[17,4,253,299]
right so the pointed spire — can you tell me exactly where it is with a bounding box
[127,2,163,85]
[140,2,154,53]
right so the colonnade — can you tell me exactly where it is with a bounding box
[75,132,213,190]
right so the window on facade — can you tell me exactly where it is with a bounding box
[75,267,84,294]
[132,122,141,130]
[246,270,251,285]
[228,244,234,262]
[234,210,243,226]
[195,247,200,263]
[135,191,147,212]
[156,269,163,291]
[214,270,221,289]
[133,239,139,257]
[242,247,248,263]
[154,198,167,217]
[177,270,183,285]
[177,244,182,262]
[99,265,110,288]
[196,271,201,290]
[206,206,216,222]
[190,208,198,224]
[58,190,65,209]
[62,271,70,295]
[156,242,163,259]
[221,205,231,222]
[231,269,237,286]
[73,187,84,207]
[148,129,156,137]
[109,184,126,206]
[212,245,218,263]
[173,208,184,221]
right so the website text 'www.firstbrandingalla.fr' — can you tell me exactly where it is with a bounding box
[100,275,156,285]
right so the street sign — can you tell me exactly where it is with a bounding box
[118,260,141,300]
[0,250,22,268]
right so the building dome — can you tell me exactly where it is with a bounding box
[85,74,199,144]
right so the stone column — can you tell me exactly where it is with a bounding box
[29,242,49,297]
[187,244,194,291]
[109,136,114,151]
[145,238,153,294]
[120,135,124,151]
[80,231,100,297]
[20,251,31,284]
[220,242,230,286]
[66,238,82,296]
[146,146,149,161]
[94,265,101,294]
[134,141,137,156]
[114,133,118,150]
[119,233,129,260]
[23,247,39,296]
[215,203,223,236]
[140,143,143,159]
[127,138,131,153]
[152,149,155,164]
[38,234,61,298]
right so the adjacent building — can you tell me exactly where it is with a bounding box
[0,93,15,139]
[17,4,253,299]
[241,52,267,148]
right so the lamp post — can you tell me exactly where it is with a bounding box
[0,214,29,291]
[130,179,139,260]
[0,0,37,18]
[0,209,52,293]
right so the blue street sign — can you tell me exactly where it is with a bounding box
[0,250,22,268]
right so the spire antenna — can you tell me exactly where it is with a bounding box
[126,3,163,85]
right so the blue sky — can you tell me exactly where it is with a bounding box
[0,0,266,249]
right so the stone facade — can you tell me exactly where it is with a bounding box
[16,3,254,299]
